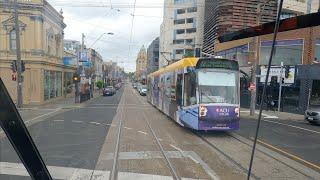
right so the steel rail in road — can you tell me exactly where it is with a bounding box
[142,112,181,180]
[109,88,126,180]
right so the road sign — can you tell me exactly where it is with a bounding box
[78,52,88,62]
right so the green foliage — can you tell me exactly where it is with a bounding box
[96,80,104,89]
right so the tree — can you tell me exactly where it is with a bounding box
[96,80,104,89]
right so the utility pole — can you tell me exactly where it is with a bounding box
[81,33,85,76]
[278,62,283,112]
[14,0,23,108]
[250,4,262,116]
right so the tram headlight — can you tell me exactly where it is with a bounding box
[235,107,240,117]
[199,106,208,117]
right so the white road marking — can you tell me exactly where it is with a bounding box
[72,120,83,123]
[158,138,163,141]
[124,127,133,130]
[170,144,184,154]
[263,119,320,134]
[25,108,62,124]
[53,120,64,122]
[0,162,199,180]
[137,130,148,135]
[90,122,101,125]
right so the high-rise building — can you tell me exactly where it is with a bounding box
[147,37,160,74]
[202,0,277,55]
[281,0,319,19]
[135,46,147,79]
[159,0,205,68]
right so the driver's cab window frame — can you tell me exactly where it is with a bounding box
[183,67,197,107]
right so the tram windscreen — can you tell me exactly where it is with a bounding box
[198,71,238,104]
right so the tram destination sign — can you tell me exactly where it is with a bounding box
[196,58,239,71]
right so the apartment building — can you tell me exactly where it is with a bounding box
[159,0,205,68]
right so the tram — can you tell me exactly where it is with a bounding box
[147,57,240,131]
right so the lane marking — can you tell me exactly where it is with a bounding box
[72,120,83,123]
[25,108,62,124]
[263,119,320,134]
[89,122,101,125]
[0,162,200,180]
[124,127,132,130]
[137,130,148,135]
[257,139,320,171]
[170,144,184,154]
[53,120,64,122]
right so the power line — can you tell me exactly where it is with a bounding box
[128,0,137,63]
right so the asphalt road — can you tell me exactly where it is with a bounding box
[236,116,320,166]
[0,88,123,179]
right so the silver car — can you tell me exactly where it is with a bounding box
[305,106,320,124]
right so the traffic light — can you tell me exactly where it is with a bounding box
[281,78,285,85]
[11,61,17,72]
[284,66,290,78]
[73,73,80,83]
[21,61,26,72]
[12,73,17,81]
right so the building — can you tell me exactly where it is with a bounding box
[281,0,319,19]
[202,0,277,55]
[0,0,76,105]
[86,48,103,82]
[214,24,320,112]
[147,37,160,74]
[159,0,205,68]
[135,46,147,80]
[102,61,124,85]
[64,39,81,54]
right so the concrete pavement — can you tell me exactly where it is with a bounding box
[1,83,319,179]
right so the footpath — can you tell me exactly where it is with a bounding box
[240,108,304,121]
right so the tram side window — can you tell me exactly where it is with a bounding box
[176,74,183,106]
[184,72,197,106]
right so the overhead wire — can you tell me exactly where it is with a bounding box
[127,0,137,65]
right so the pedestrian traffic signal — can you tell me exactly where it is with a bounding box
[21,61,26,72]
[73,74,80,83]
[11,61,17,72]
[284,66,290,78]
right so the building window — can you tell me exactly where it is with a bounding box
[186,28,196,33]
[176,9,185,14]
[186,18,194,23]
[174,19,185,25]
[10,29,17,50]
[176,29,185,34]
[260,39,303,65]
[175,49,184,54]
[185,39,193,44]
[173,39,184,44]
[187,7,197,13]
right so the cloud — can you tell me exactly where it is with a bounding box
[49,0,163,72]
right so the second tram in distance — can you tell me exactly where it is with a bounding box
[147,57,240,131]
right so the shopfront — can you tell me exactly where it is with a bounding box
[44,70,63,100]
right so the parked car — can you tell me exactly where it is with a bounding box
[103,86,116,96]
[305,106,320,125]
[137,83,142,92]
[139,85,148,96]
[115,83,121,90]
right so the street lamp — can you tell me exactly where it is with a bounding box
[89,32,114,48]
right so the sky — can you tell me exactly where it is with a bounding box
[48,0,164,72]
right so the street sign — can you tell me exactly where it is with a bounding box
[78,52,88,62]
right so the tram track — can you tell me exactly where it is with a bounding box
[194,130,318,180]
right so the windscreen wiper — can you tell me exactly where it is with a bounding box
[0,78,52,180]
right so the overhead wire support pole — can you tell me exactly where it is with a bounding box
[13,0,23,108]
[247,0,284,179]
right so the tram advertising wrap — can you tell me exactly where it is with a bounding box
[147,57,240,131]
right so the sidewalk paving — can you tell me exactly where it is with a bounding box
[21,91,100,110]
[240,108,304,121]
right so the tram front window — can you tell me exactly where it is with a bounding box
[198,71,238,104]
